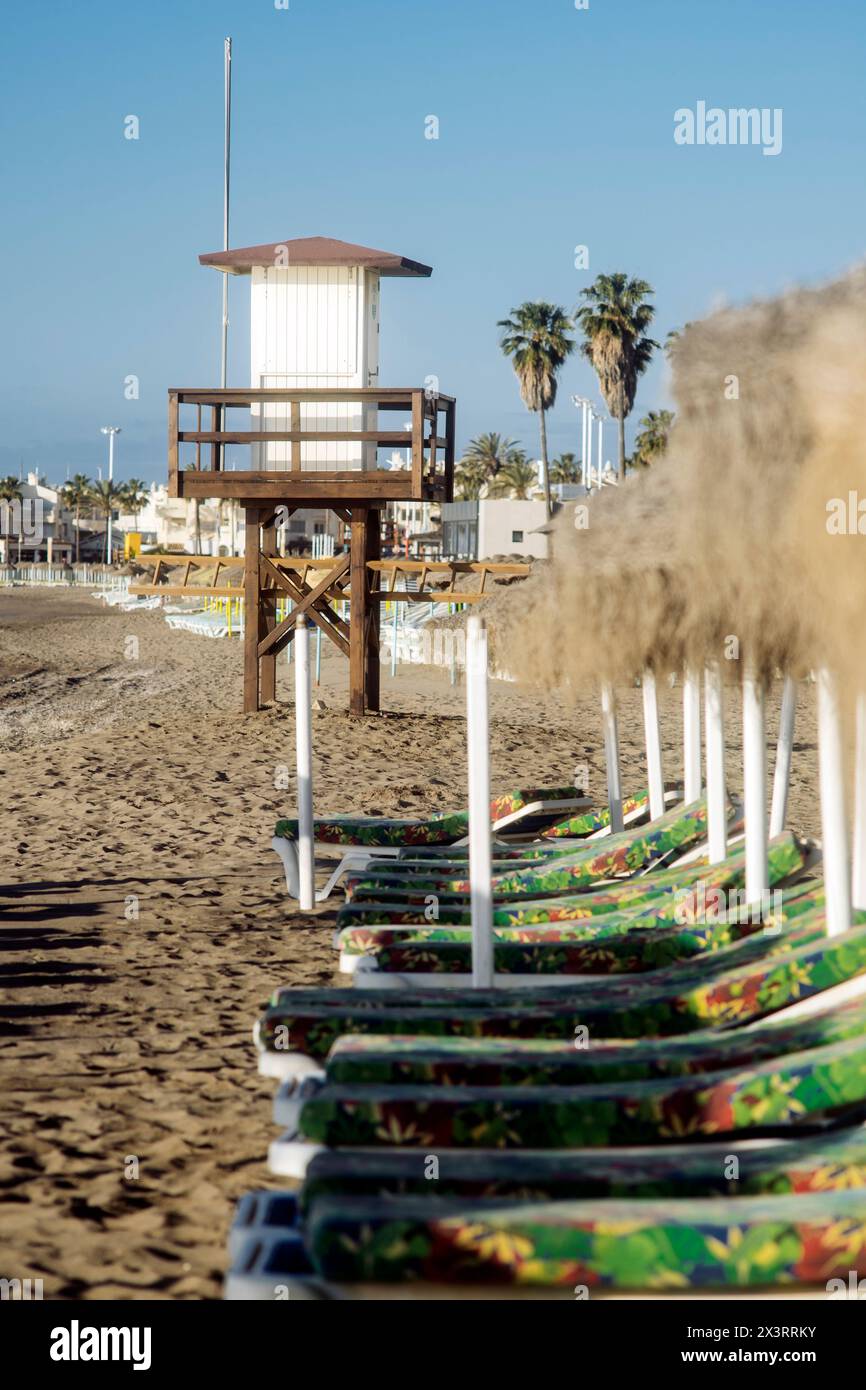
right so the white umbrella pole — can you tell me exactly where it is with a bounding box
[295,615,315,911]
[742,666,768,907]
[704,661,727,864]
[466,615,493,987]
[757,671,859,1024]
[600,682,624,832]
[683,667,702,804]
[641,670,665,821]
[817,667,851,937]
[854,690,866,911]
[769,674,797,838]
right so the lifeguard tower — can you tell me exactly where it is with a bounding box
[167,236,455,714]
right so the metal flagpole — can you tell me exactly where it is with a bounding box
[221,37,232,390]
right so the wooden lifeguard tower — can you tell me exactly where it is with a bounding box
[167,235,455,714]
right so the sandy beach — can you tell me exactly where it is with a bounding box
[0,586,821,1299]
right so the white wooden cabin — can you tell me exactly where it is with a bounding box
[199,235,431,474]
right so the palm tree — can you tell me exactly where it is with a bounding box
[575,273,659,481]
[454,458,490,501]
[460,432,522,480]
[633,409,675,467]
[119,479,149,528]
[60,473,92,564]
[487,452,539,500]
[88,480,125,564]
[549,452,581,484]
[0,476,22,564]
[498,302,575,517]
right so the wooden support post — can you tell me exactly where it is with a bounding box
[260,515,277,704]
[243,506,261,713]
[365,508,381,712]
[349,507,368,716]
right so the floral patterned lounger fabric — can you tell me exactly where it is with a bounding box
[338,848,815,972]
[343,791,656,873]
[299,1124,866,1206]
[296,1029,866,1148]
[342,798,719,904]
[338,883,823,972]
[258,924,866,1058]
[274,784,590,849]
[337,835,808,934]
[305,1189,866,1289]
[347,904,830,978]
[257,784,864,1293]
[323,992,866,1086]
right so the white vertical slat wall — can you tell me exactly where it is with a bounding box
[250,265,380,473]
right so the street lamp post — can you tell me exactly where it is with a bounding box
[572,396,592,489]
[100,427,121,564]
[597,414,604,485]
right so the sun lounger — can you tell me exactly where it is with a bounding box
[279,1026,866,1150]
[334,838,753,934]
[342,887,841,983]
[334,802,756,934]
[279,1122,866,1204]
[257,1188,866,1293]
[278,990,866,1089]
[256,923,866,1069]
[271,783,598,901]
[336,838,813,974]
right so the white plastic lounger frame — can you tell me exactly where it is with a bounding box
[467,615,494,988]
[641,671,665,822]
[704,661,727,865]
[600,682,624,833]
[769,675,797,839]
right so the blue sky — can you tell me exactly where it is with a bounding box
[2,0,864,483]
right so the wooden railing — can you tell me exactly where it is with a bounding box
[129,555,529,604]
[168,387,455,503]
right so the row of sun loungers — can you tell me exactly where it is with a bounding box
[225,723,866,1298]
[163,608,241,637]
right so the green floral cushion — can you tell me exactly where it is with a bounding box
[342,798,724,907]
[298,1028,866,1148]
[539,791,649,839]
[258,923,866,1058]
[274,785,584,848]
[299,1124,866,1206]
[338,842,812,957]
[323,993,866,1086]
[342,897,835,977]
[335,833,805,931]
[306,1188,866,1288]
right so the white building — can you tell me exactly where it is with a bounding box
[113,483,340,557]
[441,499,551,560]
[0,473,74,564]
